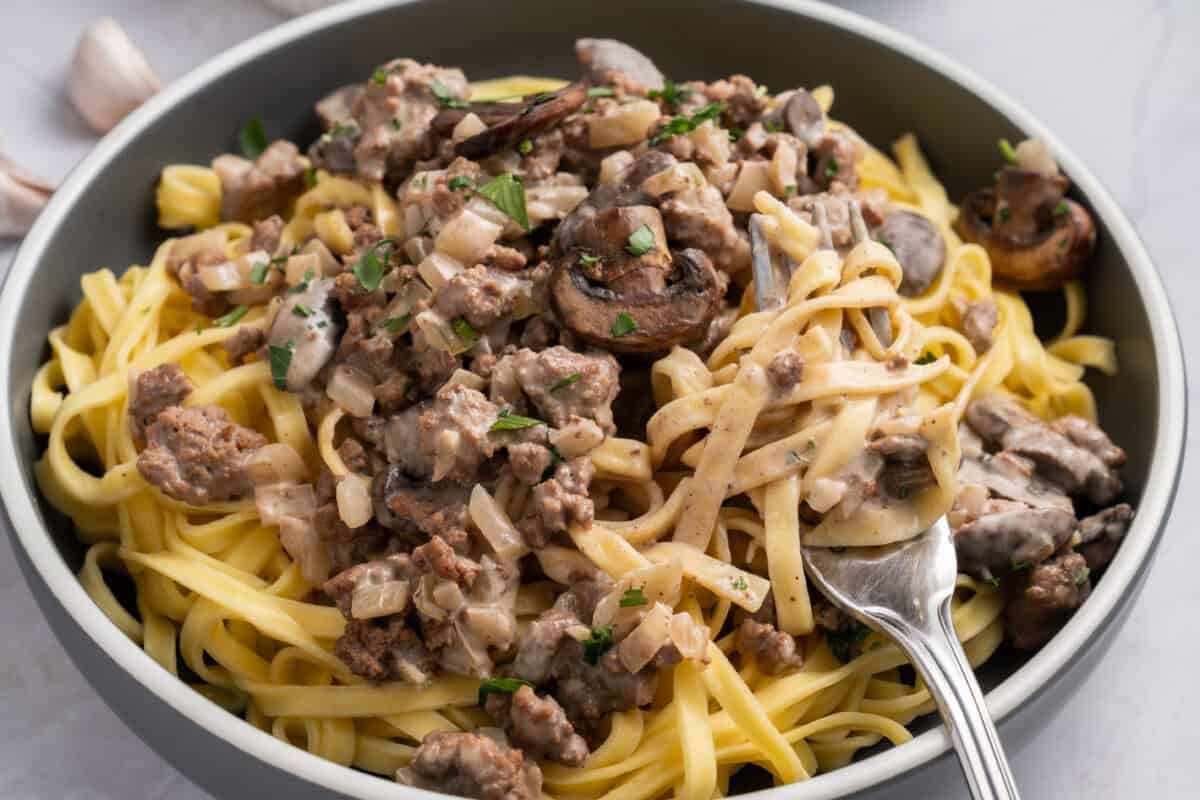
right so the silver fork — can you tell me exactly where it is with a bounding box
[748,204,1020,800]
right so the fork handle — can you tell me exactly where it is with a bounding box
[888,600,1021,800]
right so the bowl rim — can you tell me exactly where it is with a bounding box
[0,0,1185,798]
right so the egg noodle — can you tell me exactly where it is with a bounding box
[32,79,1115,797]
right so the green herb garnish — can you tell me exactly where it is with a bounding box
[582,625,614,665]
[728,127,744,142]
[551,372,582,392]
[431,79,468,109]
[517,138,533,155]
[579,253,600,267]
[998,206,1011,223]
[391,117,401,130]
[239,117,268,159]
[379,314,411,334]
[611,312,637,337]
[248,261,270,284]
[490,409,545,431]
[587,86,615,98]
[268,342,294,390]
[785,450,803,466]
[732,576,749,591]
[784,184,797,200]
[625,224,655,256]
[1053,200,1069,216]
[292,304,313,318]
[807,439,817,450]
[1011,560,1032,572]
[986,575,1003,589]
[371,66,388,85]
[998,138,1018,164]
[477,677,534,705]
[647,80,695,108]
[303,166,316,189]
[827,624,870,663]
[477,173,530,230]
[619,587,648,608]
[1074,566,1091,586]
[825,157,840,179]
[351,239,394,292]
[288,268,315,295]
[451,316,479,345]
[214,305,248,328]
[649,101,725,146]
[763,120,783,133]
[914,351,937,365]
[448,175,474,192]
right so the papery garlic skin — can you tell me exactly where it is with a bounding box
[68,18,161,134]
[0,157,54,238]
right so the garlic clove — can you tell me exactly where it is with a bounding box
[67,18,161,134]
[0,156,54,238]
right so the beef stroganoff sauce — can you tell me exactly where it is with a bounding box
[32,39,1133,800]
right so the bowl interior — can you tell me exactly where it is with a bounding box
[2,0,1169,797]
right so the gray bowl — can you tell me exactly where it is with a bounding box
[0,1,1185,798]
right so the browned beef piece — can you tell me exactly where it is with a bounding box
[1077,503,1134,571]
[868,433,937,497]
[411,535,480,586]
[128,364,192,440]
[958,450,1073,512]
[336,437,371,474]
[323,553,411,616]
[553,648,660,731]
[433,266,526,331]
[810,128,861,191]
[486,685,589,767]
[953,501,1078,581]
[334,312,394,382]
[373,465,471,548]
[519,457,595,548]
[661,184,749,274]
[1005,550,1091,649]
[431,157,484,221]
[249,214,285,256]
[335,616,435,684]
[960,299,998,354]
[399,731,542,800]
[420,383,500,484]
[137,406,265,505]
[966,394,1123,504]
[213,140,307,223]
[507,442,555,486]
[495,346,621,434]
[222,326,265,365]
[1049,415,1128,468]
[733,593,803,675]
[402,328,460,393]
[766,350,804,391]
[510,606,590,684]
[705,75,767,130]
[314,84,363,130]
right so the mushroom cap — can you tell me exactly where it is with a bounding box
[783,88,825,147]
[575,38,665,92]
[453,83,588,161]
[875,210,947,297]
[571,205,671,283]
[955,187,1096,291]
[548,248,723,354]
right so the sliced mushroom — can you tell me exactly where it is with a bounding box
[571,205,671,286]
[875,210,947,297]
[954,168,1096,291]
[575,38,665,92]
[549,248,722,353]
[453,83,588,161]
[267,278,343,391]
[768,88,825,147]
[554,150,678,252]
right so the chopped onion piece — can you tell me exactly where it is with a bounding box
[1014,138,1059,176]
[669,612,709,661]
[244,443,310,485]
[599,151,635,186]
[435,209,502,266]
[526,184,589,224]
[336,475,373,528]
[644,541,770,612]
[769,140,799,198]
[445,368,487,391]
[197,259,244,292]
[726,160,772,212]
[278,515,330,585]
[534,546,599,586]
[351,579,410,620]
[593,561,683,629]
[452,112,487,142]
[285,252,321,286]
[432,579,466,612]
[326,364,375,418]
[691,122,732,167]
[255,482,316,527]
[469,485,530,562]
[430,429,461,482]
[404,235,433,264]
[550,418,605,459]
[589,99,660,148]
[301,238,340,276]
[418,251,465,291]
[416,309,474,355]
[641,162,706,197]
[617,602,673,673]
[464,605,517,648]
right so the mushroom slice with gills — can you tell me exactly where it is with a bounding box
[266,277,343,391]
[549,246,722,354]
[453,83,588,161]
[875,210,947,297]
[575,38,665,92]
[554,150,679,252]
[763,88,825,148]
[570,204,671,289]
[954,168,1096,291]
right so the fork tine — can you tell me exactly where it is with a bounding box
[848,198,869,244]
[814,201,834,251]
[749,213,782,311]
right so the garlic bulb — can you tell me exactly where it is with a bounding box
[0,156,54,237]
[67,18,161,134]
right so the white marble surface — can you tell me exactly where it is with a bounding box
[1,1,1197,798]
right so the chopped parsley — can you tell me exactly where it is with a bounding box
[586,86,615,98]
[288,267,315,295]
[517,138,533,155]
[451,316,479,345]
[825,157,840,179]
[785,450,803,466]
[477,677,533,705]
[647,79,695,108]
[391,117,401,131]
[807,439,817,450]
[268,342,294,390]
[582,625,614,665]
[763,120,783,133]
[998,138,1018,164]
[238,117,268,159]
[1011,560,1032,572]
[214,305,248,328]
[998,206,1011,223]
[578,253,600,267]
[897,486,910,499]
[490,409,545,431]
[477,173,530,230]
[1074,566,1091,586]
[551,372,582,392]
[986,575,1003,589]
[784,184,797,199]
[303,166,316,189]
[431,79,468,109]
[247,260,270,284]
[371,66,388,85]
[611,312,637,337]
[448,175,474,192]
[731,576,748,591]
[914,351,938,365]
[351,239,394,292]
[827,624,870,663]
[619,587,648,608]
[530,91,555,104]
[1053,200,1069,216]
[648,101,725,146]
[625,224,655,256]
[727,127,744,142]
[379,314,411,334]
[292,304,313,317]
